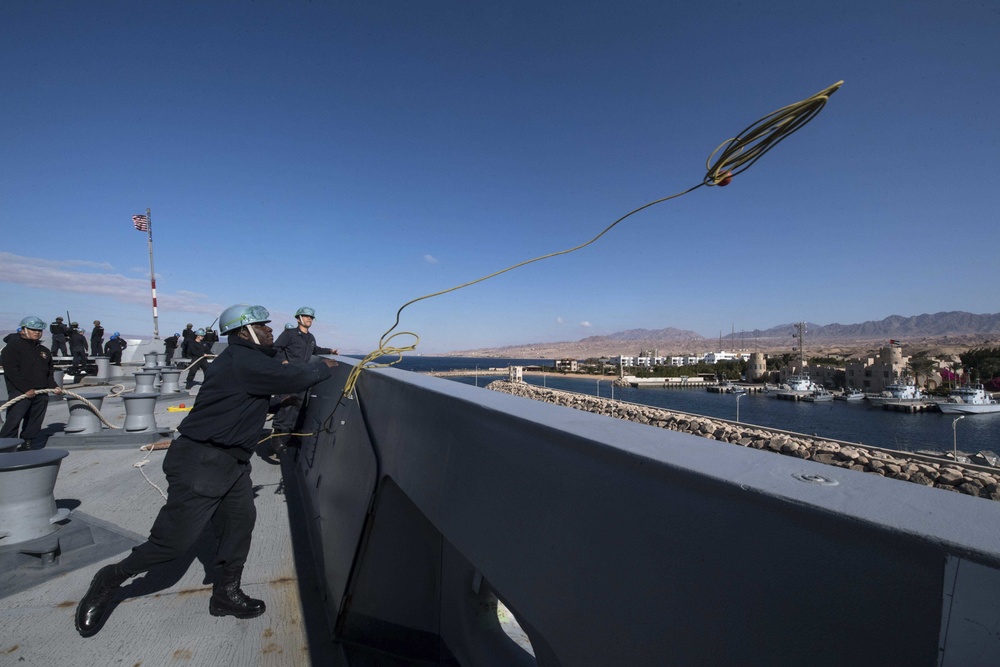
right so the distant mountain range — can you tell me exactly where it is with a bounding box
[721,312,1000,340]
[449,312,1000,358]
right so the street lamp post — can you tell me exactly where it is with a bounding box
[596,379,601,397]
[736,392,744,423]
[952,415,966,462]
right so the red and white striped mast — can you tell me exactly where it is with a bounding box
[139,207,160,340]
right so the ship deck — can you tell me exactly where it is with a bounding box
[0,378,349,666]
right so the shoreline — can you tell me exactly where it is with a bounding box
[425,368,620,382]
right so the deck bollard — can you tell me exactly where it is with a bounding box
[0,449,71,545]
[91,356,110,382]
[142,352,159,369]
[0,438,23,453]
[63,393,105,435]
[122,393,159,432]
[133,371,157,393]
[52,369,64,390]
[156,352,166,366]
[159,369,182,394]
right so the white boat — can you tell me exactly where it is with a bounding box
[866,380,926,407]
[938,384,1000,414]
[785,374,819,392]
[802,389,834,402]
[835,388,865,401]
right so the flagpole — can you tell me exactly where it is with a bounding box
[146,206,160,340]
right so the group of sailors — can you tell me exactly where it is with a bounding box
[47,316,127,376]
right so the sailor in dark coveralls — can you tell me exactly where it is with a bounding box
[90,320,104,357]
[270,306,338,449]
[68,325,89,377]
[184,329,213,389]
[0,316,62,450]
[163,332,179,364]
[103,332,127,365]
[75,304,337,637]
[49,316,69,357]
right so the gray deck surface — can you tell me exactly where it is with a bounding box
[1,379,349,666]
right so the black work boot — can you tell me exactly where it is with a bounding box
[75,562,131,637]
[17,439,33,451]
[209,567,266,619]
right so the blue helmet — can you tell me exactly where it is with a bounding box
[174,332,180,337]
[195,328,206,336]
[19,315,46,331]
[219,304,271,335]
[295,306,315,318]
[285,322,297,330]
[112,332,120,338]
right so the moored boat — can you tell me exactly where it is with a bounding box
[866,380,926,407]
[802,388,834,402]
[835,388,865,401]
[937,384,1000,414]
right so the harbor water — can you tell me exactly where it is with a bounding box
[360,356,1000,455]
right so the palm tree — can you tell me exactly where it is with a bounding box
[906,352,937,389]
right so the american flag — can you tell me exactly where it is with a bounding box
[133,214,149,232]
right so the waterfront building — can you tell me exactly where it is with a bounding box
[747,352,767,381]
[844,341,915,393]
[703,351,750,364]
[554,358,578,372]
[778,363,841,388]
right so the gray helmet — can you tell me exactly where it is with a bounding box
[93,320,101,325]
[219,304,271,334]
[285,322,297,330]
[294,306,315,318]
[55,316,63,321]
[19,315,46,331]
[195,328,206,336]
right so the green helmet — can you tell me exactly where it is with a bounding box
[294,307,315,318]
[19,316,46,331]
[219,304,271,334]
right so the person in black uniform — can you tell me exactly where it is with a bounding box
[90,320,104,357]
[75,304,337,638]
[1,316,62,450]
[104,332,127,365]
[49,316,69,357]
[164,332,179,365]
[270,306,338,447]
[180,323,195,358]
[184,329,213,389]
[68,325,90,378]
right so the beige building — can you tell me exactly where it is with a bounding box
[746,352,767,381]
[844,342,911,393]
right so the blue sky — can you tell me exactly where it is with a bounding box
[2,1,998,354]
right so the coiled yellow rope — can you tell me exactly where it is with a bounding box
[341,81,843,398]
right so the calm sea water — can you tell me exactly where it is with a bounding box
[353,356,1000,454]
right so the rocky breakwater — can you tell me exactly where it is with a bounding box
[487,380,1000,502]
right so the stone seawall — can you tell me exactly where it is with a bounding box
[487,380,1000,502]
